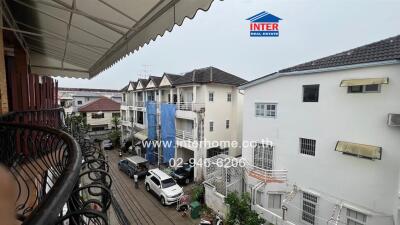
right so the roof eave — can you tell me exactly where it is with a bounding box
[240,60,400,90]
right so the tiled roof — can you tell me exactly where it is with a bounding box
[164,73,182,85]
[120,84,129,92]
[280,34,400,73]
[138,79,148,88]
[78,97,120,112]
[173,67,247,86]
[148,76,162,87]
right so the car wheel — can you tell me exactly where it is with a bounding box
[161,196,166,206]
[185,178,190,184]
[145,184,150,192]
[127,171,132,178]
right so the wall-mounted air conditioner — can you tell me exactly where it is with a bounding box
[387,114,400,127]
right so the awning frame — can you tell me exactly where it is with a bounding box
[339,77,389,87]
[335,141,382,160]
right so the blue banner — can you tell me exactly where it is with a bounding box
[160,104,176,164]
[146,101,157,163]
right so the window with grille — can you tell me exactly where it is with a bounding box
[255,103,277,118]
[226,120,230,129]
[300,138,316,156]
[91,113,104,119]
[209,92,214,102]
[227,93,232,102]
[302,192,318,225]
[268,194,281,209]
[253,143,273,170]
[209,121,214,132]
[347,209,367,225]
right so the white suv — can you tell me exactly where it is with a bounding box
[145,169,184,205]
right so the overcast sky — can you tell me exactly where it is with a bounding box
[56,0,400,89]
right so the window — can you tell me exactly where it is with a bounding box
[300,138,316,156]
[112,113,120,117]
[226,120,230,129]
[123,93,126,102]
[348,84,380,93]
[303,85,319,102]
[150,176,160,186]
[255,103,277,118]
[91,113,104,119]
[256,190,264,206]
[302,192,318,225]
[227,93,232,102]
[253,143,273,170]
[347,209,367,225]
[209,92,214,102]
[209,121,214,132]
[77,100,82,105]
[268,194,282,209]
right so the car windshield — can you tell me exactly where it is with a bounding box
[161,178,176,188]
[175,164,192,174]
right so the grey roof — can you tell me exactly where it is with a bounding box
[173,67,247,86]
[280,34,400,73]
[148,76,162,87]
[164,73,182,85]
[137,79,148,88]
[120,84,129,92]
[126,156,148,164]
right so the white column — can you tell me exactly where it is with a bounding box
[177,87,181,105]
[158,89,162,103]
[169,88,173,103]
[192,86,197,103]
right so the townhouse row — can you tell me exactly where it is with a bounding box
[120,66,247,179]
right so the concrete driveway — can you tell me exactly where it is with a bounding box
[106,149,200,225]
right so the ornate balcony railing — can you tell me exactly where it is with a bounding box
[0,108,113,225]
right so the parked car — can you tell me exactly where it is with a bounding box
[145,169,184,206]
[118,156,149,178]
[101,139,113,150]
[171,163,194,184]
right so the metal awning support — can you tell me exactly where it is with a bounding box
[2,0,215,79]
[340,77,389,87]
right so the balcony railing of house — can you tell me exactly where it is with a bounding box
[247,165,288,184]
[176,129,194,141]
[176,102,205,112]
[135,101,145,107]
[0,108,113,225]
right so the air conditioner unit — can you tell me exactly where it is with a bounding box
[388,113,400,126]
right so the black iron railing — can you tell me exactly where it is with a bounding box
[0,108,112,225]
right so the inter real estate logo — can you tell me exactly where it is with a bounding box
[246,11,282,37]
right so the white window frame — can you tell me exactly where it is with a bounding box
[226,120,230,129]
[267,193,282,209]
[253,143,273,170]
[301,192,318,225]
[209,121,214,132]
[227,93,232,102]
[348,84,381,93]
[300,138,316,156]
[346,208,367,225]
[209,92,214,102]
[255,103,277,118]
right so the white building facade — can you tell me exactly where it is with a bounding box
[120,67,246,180]
[240,36,400,225]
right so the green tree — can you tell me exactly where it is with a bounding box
[111,116,120,130]
[108,116,121,146]
[225,192,266,225]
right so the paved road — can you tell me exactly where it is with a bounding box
[106,150,199,225]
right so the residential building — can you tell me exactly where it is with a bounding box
[78,97,121,131]
[0,1,213,224]
[240,35,400,225]
[58,87,122,114]
[120,67,247,180]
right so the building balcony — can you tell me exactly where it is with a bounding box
[247,165,288,184]
[176,102,205,112]
[0,109,112,225]
[176,129,195,141]
[135,101,145,107]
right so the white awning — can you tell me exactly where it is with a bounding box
[340,78,389,87]
[3,0,215,79]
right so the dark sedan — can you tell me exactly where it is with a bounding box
[171,163,194,184]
